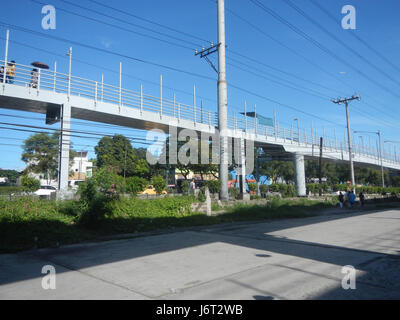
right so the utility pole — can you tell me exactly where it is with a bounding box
[194,0,227,200]
[217,0,228,200]
[378,130,385,188]
[319,137,323,196]
[332,94,360,192]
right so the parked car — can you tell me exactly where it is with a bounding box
[138,185,167,195]
[34,185,57,196]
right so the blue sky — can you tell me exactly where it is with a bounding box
[0,0,400,171]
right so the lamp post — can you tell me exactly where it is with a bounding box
[354,130,385,188]
[294,118,300,145]
[384,140,400,163]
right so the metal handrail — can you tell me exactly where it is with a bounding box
[0,60,397,164]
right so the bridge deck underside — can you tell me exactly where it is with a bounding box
[0,94,398,172]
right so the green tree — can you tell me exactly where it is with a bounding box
[21,175,40,192]
[259,160,294,184]
[151,175,166,194]
[125,176,147,194]
[248,182,257,193]
[95,134,149,178]
[0,169,20,184]
[22,132,76,184]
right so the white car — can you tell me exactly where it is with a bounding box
[34,185,57,196]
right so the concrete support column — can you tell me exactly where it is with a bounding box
[293,153,306,197]
[240,138,246,194]
[58,103,71,194]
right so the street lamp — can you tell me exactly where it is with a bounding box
[294,118,300,145]
[354,130,385,188]
[358,136,364,154]
[384,140,400,163]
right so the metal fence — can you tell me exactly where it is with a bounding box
[1,59,398,164]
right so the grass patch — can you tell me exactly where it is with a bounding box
[0,196,336,253]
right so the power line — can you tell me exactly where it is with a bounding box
[249,0,400,101]
[0,21,216,81]
[87,0,212,45]
[30,0,197,51]
[309,0,400,75]
[281,0,400,89]
[0,36,219,107]
[223,1,400,123]
[1,24,347,128]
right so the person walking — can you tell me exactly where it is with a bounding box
[0,66,4,83]
[189,178,196,194]
[359,192,365,207]
[349,190,356,208]
[30,68,39,88]
[6,61,15,84]
[338,192,344,209]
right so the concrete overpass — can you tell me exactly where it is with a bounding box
[1,60,399,196]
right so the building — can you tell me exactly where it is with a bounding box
[27,151,93,187]
[69,151,93,181]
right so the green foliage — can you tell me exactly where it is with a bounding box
[159,137,219,181]
[151,175,166,194]
[306,183,329,195]
[77,167,123,227]
[259,184,268,194]
[0,169,20,184]
[95,134,149,178]
[206,180,221,194]
[211,203,222,211]
[125,176,147,194]
[248,182,257,193]
[0,186,23,195]
[392,176,400,187]
[259,160,294,184]
[21,133,76,182]
[21,175,40,192]
[198,187,206,202]
[229,187,239,199]
[180,180,190,193]
[106,195,196,219]
[269,183,296,197]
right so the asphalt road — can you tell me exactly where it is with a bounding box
[1,207,400,299]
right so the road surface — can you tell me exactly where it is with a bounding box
[1,207,400,299]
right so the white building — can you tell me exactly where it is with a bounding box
[69,151,93,181]
[27,151,93,187]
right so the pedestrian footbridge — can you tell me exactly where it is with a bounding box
[1,60,399,195]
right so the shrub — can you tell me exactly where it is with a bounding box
[180,180,189,194]
[269,183,295,197]
[259,184,268,194]
[21,175,40,192]
[125,176,147,195]
[229,187,239,199]
[206,180,221,194]
[0,186,23,195]
[151,175,166,194]
[198,188,206,202]
[248,183,257,194]
[76,167,123,227]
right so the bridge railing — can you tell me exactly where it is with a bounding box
[1,60,398,164]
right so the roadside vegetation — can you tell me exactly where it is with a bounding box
[0,189,337,253]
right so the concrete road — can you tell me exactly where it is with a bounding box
[1,207,400,299]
